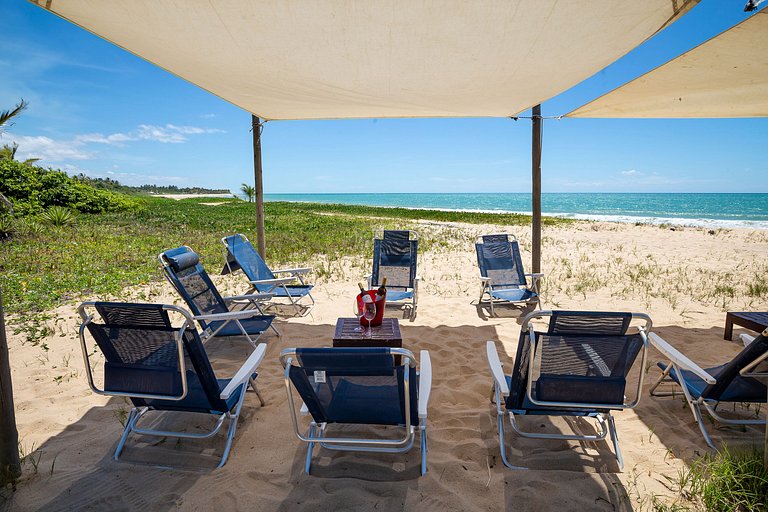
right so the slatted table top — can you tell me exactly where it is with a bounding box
[333,317,402,347]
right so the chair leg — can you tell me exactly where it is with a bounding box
[114,407,142,461]
[606,413,623,470]
[305,422,317,474]
[691,401,716,449]
[420,426,428,475]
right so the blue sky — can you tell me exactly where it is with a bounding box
[1,1,766,194]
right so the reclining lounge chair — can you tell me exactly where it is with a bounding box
[367,230,419,319]
[222,233,315,315]
[476,234,542,315]
[279,347,432,475]
[486,310,651,469]
[160,246,278,346]
[649,329,768,448]
[78,301,267,468]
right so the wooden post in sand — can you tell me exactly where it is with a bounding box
[252,115,266,259]
[0,290,21,485]
[531,104,542,273]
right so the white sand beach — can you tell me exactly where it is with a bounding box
[2,220,767,511]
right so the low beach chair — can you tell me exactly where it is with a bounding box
[279,347,432,475]
[160,246,278,346]
[486,311,651,469]
[649,329,768,448]
[221,233,314,315]
[475,234,543,315]
[367,230,419,319]
[78,301,267,468]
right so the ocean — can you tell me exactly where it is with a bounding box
[262,193,768,229]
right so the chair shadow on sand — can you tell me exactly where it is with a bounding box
[472,299,537,322]
[4,321,637,512]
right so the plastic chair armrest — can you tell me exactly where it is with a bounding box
[648,333,716,385]
[272,267,312,275]
[479,276,492,283]
[486,341,510,396]
[194,309,269,322]
[220,343,267,399]
[300,402,310,416]
[248,277,295,286]
[223,292,274,302]
[418,350,432,419]
[525,273,544,279]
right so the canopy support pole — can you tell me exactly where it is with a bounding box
[0,290,21,486]
[252,115,266,259]
[531,104,542,273]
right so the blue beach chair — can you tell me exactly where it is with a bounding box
[279,347,432,475]
[487,311,651,469]
[367,230,419,319]
[475,234,543,315]
[221,233,315,315]
[78,301,267,468]
[160,246,278,346]
[649,329,768,448]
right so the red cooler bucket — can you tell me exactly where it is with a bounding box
[357,290,386,327]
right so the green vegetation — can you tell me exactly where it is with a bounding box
[1,197,551,315]
[72,175,231,195]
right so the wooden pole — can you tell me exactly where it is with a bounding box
[252,115,266,259]
[0,290,21,485]
[531,105,542,273]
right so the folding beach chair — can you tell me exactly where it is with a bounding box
[160,246,278,346]
[367,230,419,319]
[78,301,267,468]
[649,329,768,448]
[475,234,542,315]
[486,310,651,469]
[279,347,432,475]
[221,233,315,315]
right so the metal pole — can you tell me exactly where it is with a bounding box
[531,105,542,273]
[0,290,21,485]
[252,115,266,259]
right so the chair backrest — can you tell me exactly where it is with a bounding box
[160,246,228,328]
[371,230,418,290]
[507,311,645,410]
[285,348,418,426]
[701,333,768,401]
[83,302,227,411]
[221,234,275,283]
[475,234,526,288]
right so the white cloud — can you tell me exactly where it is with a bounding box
[621,169,641,176]
[5,135,92,161]
[65,165,187,186]
[75,132,133,145]
[136,124,225,143]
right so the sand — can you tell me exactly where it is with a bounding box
[2,220,767,511]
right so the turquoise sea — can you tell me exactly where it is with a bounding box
[263,193,768,229]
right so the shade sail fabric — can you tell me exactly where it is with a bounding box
[31,1,695,120]
[567,9,768,118]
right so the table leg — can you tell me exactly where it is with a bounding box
[724,314,734,341]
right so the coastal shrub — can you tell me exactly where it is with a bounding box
[0,159,140,215]
[0,215,15,240]
[686,447,768,511]
[40,206,75,227]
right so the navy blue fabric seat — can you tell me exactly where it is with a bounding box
[475,234,541,315]
[222,234,315,314]
[160,245,277,345]
[79,301,267,468]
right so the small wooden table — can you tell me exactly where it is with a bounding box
[724,312,768,340]
[333,317,402,349]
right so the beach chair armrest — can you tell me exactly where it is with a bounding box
[272,267,312,275]
[648,333,716,385]
[194,309,269,322]
[223,292,274,302]
[418,350,432,419]
[525,273,544,279]
[248,277,296,287]
[300,402,310,416]
[220,343,267,399]
[479,276,492,283]
[363,274,372,289]
[486,341,510,396]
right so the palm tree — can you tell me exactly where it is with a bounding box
[0,99,30,215]
[0,142,39,165]
[240,183,255,202]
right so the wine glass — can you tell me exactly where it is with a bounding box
[362,301,377,338]
[352,297,364,333]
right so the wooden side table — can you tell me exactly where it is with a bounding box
[333,317,402,349]
[724,312,768,340]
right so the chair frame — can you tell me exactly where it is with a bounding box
[279,347,432,475]
[476,234,543,316]
[648,331,768,448]
[78,301,267,468]
[487,310,651,470]
[221,233,315,316]
[366,230,420,319]
[159,246,279,346]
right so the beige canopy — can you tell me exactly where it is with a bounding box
[31,0,694,120]
[567,9,768,118]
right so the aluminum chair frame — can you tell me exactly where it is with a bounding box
[279,347,431,475]
[648,330,768,448]
[487,310,652,470]
[78,302,267,468]
[221,233,315,316]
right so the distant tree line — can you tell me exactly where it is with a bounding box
[73,175,231,195]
